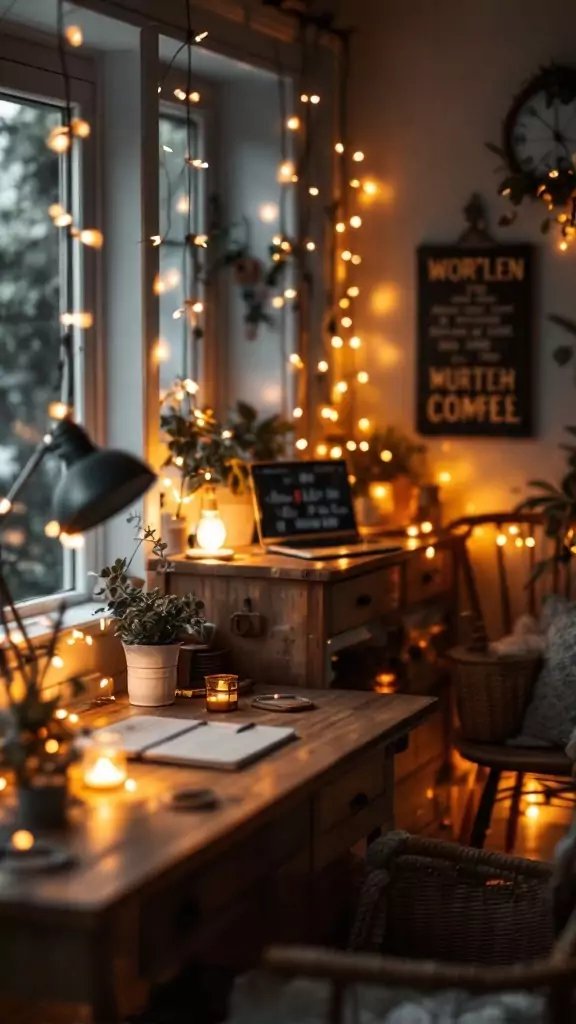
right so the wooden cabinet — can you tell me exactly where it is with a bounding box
[328,567,400,636]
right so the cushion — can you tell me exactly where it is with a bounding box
[515,596,576,747]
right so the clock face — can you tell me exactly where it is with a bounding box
[506,69,576,181]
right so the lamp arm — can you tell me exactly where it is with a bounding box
[2,437,52,519]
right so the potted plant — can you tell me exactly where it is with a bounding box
[0,603,83,829]
[97,515,205,706]
[517,426,576,579]
[349,426,427,526]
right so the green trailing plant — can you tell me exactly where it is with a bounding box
[0,600,83,786]
[96,514,205,646]
[516,428,576,578]
[349,426,427,498]
[228,401,293,461]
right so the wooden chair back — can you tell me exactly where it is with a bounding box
[447,512,570,640]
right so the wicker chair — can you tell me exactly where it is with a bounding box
[263,834,576,1024]
[448,512,574,852]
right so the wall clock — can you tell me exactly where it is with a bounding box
[489,65,576,247]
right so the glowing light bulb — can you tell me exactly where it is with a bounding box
[55,708,68,720]
[191,301,204,313]
[362,180,378,195]
[189,91,201,103]
[425,546,435,560]
[0,498,12,516]
[308,186,319,196]
[525,536,536,548]
[45,738,59,754]
[316,444,328,456]
[174,88,186,100]
[359,441,369,452]
[284,288,297,299]
[175,195,189,214]
[259,202,279,223]
[380,449,393,462]
[341,316,352,328]
[194,31,208,42]
[48,401,69,421]
[79,229,104,248]
[336,222,346,233]
[559,240,568,252]
[525,804,540,820]
[289,353,304,368]
[300,93,309,103]
[349,336,361,349]
[357,371,369,384]
[272,296,284,309]
[330,446,343,459]
[11,830,34,852]
[68,713,79,724]
[286,116,300,130]
[341,250,352,261]
[71,118,90,138]
[151,234,161,246]
[305,241,316,252]
[278,160,296,183]
[51,655,65,669]
[47,126,70,153]
[310,94,320,104]
[317,360,329,373]
[154,339,170,363]
[420,521,433,534]
[125,778,137,793]
[60,532,85,550]
[339,297,350,309]
[335,142,344,154]
[280,240,292,252]
[350,216,362,228]
[347,286,360,297]
[293,407,303,418]
[321,407,334,419]
[48,203,65,220]
[352,151,365,162]
[407,525,419,537]
[295,438,308,450]
[351,254,362,265]
[438,471,452,484]
[346,441,357,452]
[496,534,507,546]
[358,417,370,432]
[0,778,6,792]
[184,378,199,394]
[335,380,348,394]
[65,24,83,47]
[272,234,282,246]
[349,178,360,188]
[515,537,524,548]
[331,335,343,348]
[196,498,228,553]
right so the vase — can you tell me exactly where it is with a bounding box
[392,475,417,527]
[166,516,188,556]
[18,779,68,830]
[123,643,181,706]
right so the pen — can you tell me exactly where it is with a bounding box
[236,722,256,733]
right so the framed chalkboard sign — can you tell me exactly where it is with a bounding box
[416,241,535,436]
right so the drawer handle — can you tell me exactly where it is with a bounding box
[421,571,438,585]
[349,791,369,814]
[356,593,373,607]
[175,896,201,935]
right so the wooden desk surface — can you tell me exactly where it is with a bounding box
[0,688,434,918]
[152,534,449,583]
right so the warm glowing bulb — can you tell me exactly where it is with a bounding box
[55,708,68,720]
[196,508,227,553]
[289,353,304,368]
[0,778,6,792]
[295,438,308,450]
[515,537,524,548]
[358,417,370,432]
[335,142,344,154]
[48,401,69,421]
[310,94,320,104]
[525,804,540,820]
[272,296,284,309]
[174,88,186,101]
[341,250,352,261]
[278,160,296,182]
[496,534,507,547]
[339,297,350,309]
[352,151,365,162]
[293,407,303,418]
[305,240,316,251]
[71,118,90,138]
[192,300,204,313]
[308,186,319,197]
[316,444,328,456]
[438,471,452,484]
[259,202,279,223]
[362,180,378,196]
[359,441,369,452]
[151,234,161,246]
[154,339,170,363]
[11,830,34,852]
[346,440,357,452]
[559,240,568,252]
[47,126,70,153]
[336,222,346,233]
[341,316,352,328]
[317,360,329,372]
[357,371,369,384]
[189,91,201,103]
[0,498,12,516]
[407,525,419,537]
[321,407,334,419]
[349,336,361,349]
[300,93,309,103]
[347,286,360,298]
[175,195,189,214]
[351,254,362,265]
[508,525,519,535]
[349,178,360,188]
[284,288,297,299]
[525,536,536,548]
[330,446,343,459]
[331,335,343,348]
[68,713,79,724]
[335,380,348,394]
[420,521,433,534]
[286,116,300,130]
[380,449,393,462]
[184,378,199,394]
[45,738,59,754]
[350,215,362,228]
[79,229,103,248]
[280,240,292,252]
[51,655,65,669]
[48,203,65,220]
[425,546,435,560]
[125,778,137,793]
[60,532,85,550]
[65,24,83,46]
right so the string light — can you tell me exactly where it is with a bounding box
[357,371,369,383]
[525,536,536,548]
[407,525,419,537]
[189,91,201,103]
[65,24,83,47]
[515,537,524,548]
[47,126,70,153]
[278,160,296,182]
[286,116,300,130]
[51,655,65,669]
[300,93,309,103]
[347,286,360,297]
[358,417,370,432]
[259,202,279,223]
[317,360,329,373]
[425,546,436,560]
[331,335,343,349]
[305,240,316,251]
[420,521,433,534]
[349,336,361,349]
[71,118,90,139]
[60,312,93,328]
[68,713,79,724]
[0,778,6,792]
[330,446,342,459]
[60,532,84,550]
[293,407,303,418]
[308,186,319,196]
[55,708,68,720]
[284,288,297,299]
[48,401,69,420]
[351,254,362,265]
[125,778,137,793]
[0,498,12,516]
[352,151,365,162]
[341,316,352,328]
[496,533,507,546]
[45,739,59,754]
[335,381,348,394]
[341,250,352,261]
[335,142,344,154]
[380,449,393,462]
[362,180,378,195]
[295,438,308,450]
[310,94,320,104]
[349,178,360,188]
[359,441,369,451]
[272,296,284,309]
[79,229,103,248]
[339,298,350,309]
[346,441,357,451]
[438,471,452,484]
[11,830,35,852]
[174,88,186,101]
[289,353,304,369]
[350,215,362,228]
[316,443,328,456]
[151,235,161,246]
[336,222,346,233]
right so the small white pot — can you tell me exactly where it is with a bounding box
[122,643,181,707]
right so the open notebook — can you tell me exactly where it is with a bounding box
[87,715,296,771]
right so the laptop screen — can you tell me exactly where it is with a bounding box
[251,460,357,542]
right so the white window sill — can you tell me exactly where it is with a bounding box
[1,602,108,645]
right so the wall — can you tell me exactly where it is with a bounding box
[342,0,576,520]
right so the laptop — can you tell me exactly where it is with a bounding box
[251,459,402,561]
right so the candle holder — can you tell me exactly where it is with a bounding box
[82,730,128,790]
[205,674,238,713]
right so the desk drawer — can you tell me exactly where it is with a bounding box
[313,746,392,867]
[329,568,399,636]
[405,547,453,604]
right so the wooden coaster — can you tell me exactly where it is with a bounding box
[251,694,315,713]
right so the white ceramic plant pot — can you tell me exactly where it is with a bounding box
[123,643,181,707]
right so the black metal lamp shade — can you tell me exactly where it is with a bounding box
[50,420,156,533]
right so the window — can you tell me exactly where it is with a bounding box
[0,40,96,611]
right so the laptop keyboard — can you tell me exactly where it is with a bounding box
[278,536,362,549]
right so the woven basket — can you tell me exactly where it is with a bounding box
[449,646,540,743]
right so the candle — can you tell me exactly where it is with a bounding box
[205,674,238,712]
[82,731,127,790]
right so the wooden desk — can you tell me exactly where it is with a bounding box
[151,535,456,689]
[0,688,434,1024]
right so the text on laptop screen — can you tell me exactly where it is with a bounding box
[251,460,357,540]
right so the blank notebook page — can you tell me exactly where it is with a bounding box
[141,721,296,770]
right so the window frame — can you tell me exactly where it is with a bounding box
[0,30,102,617]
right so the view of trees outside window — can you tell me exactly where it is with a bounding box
[0,95,68,603]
